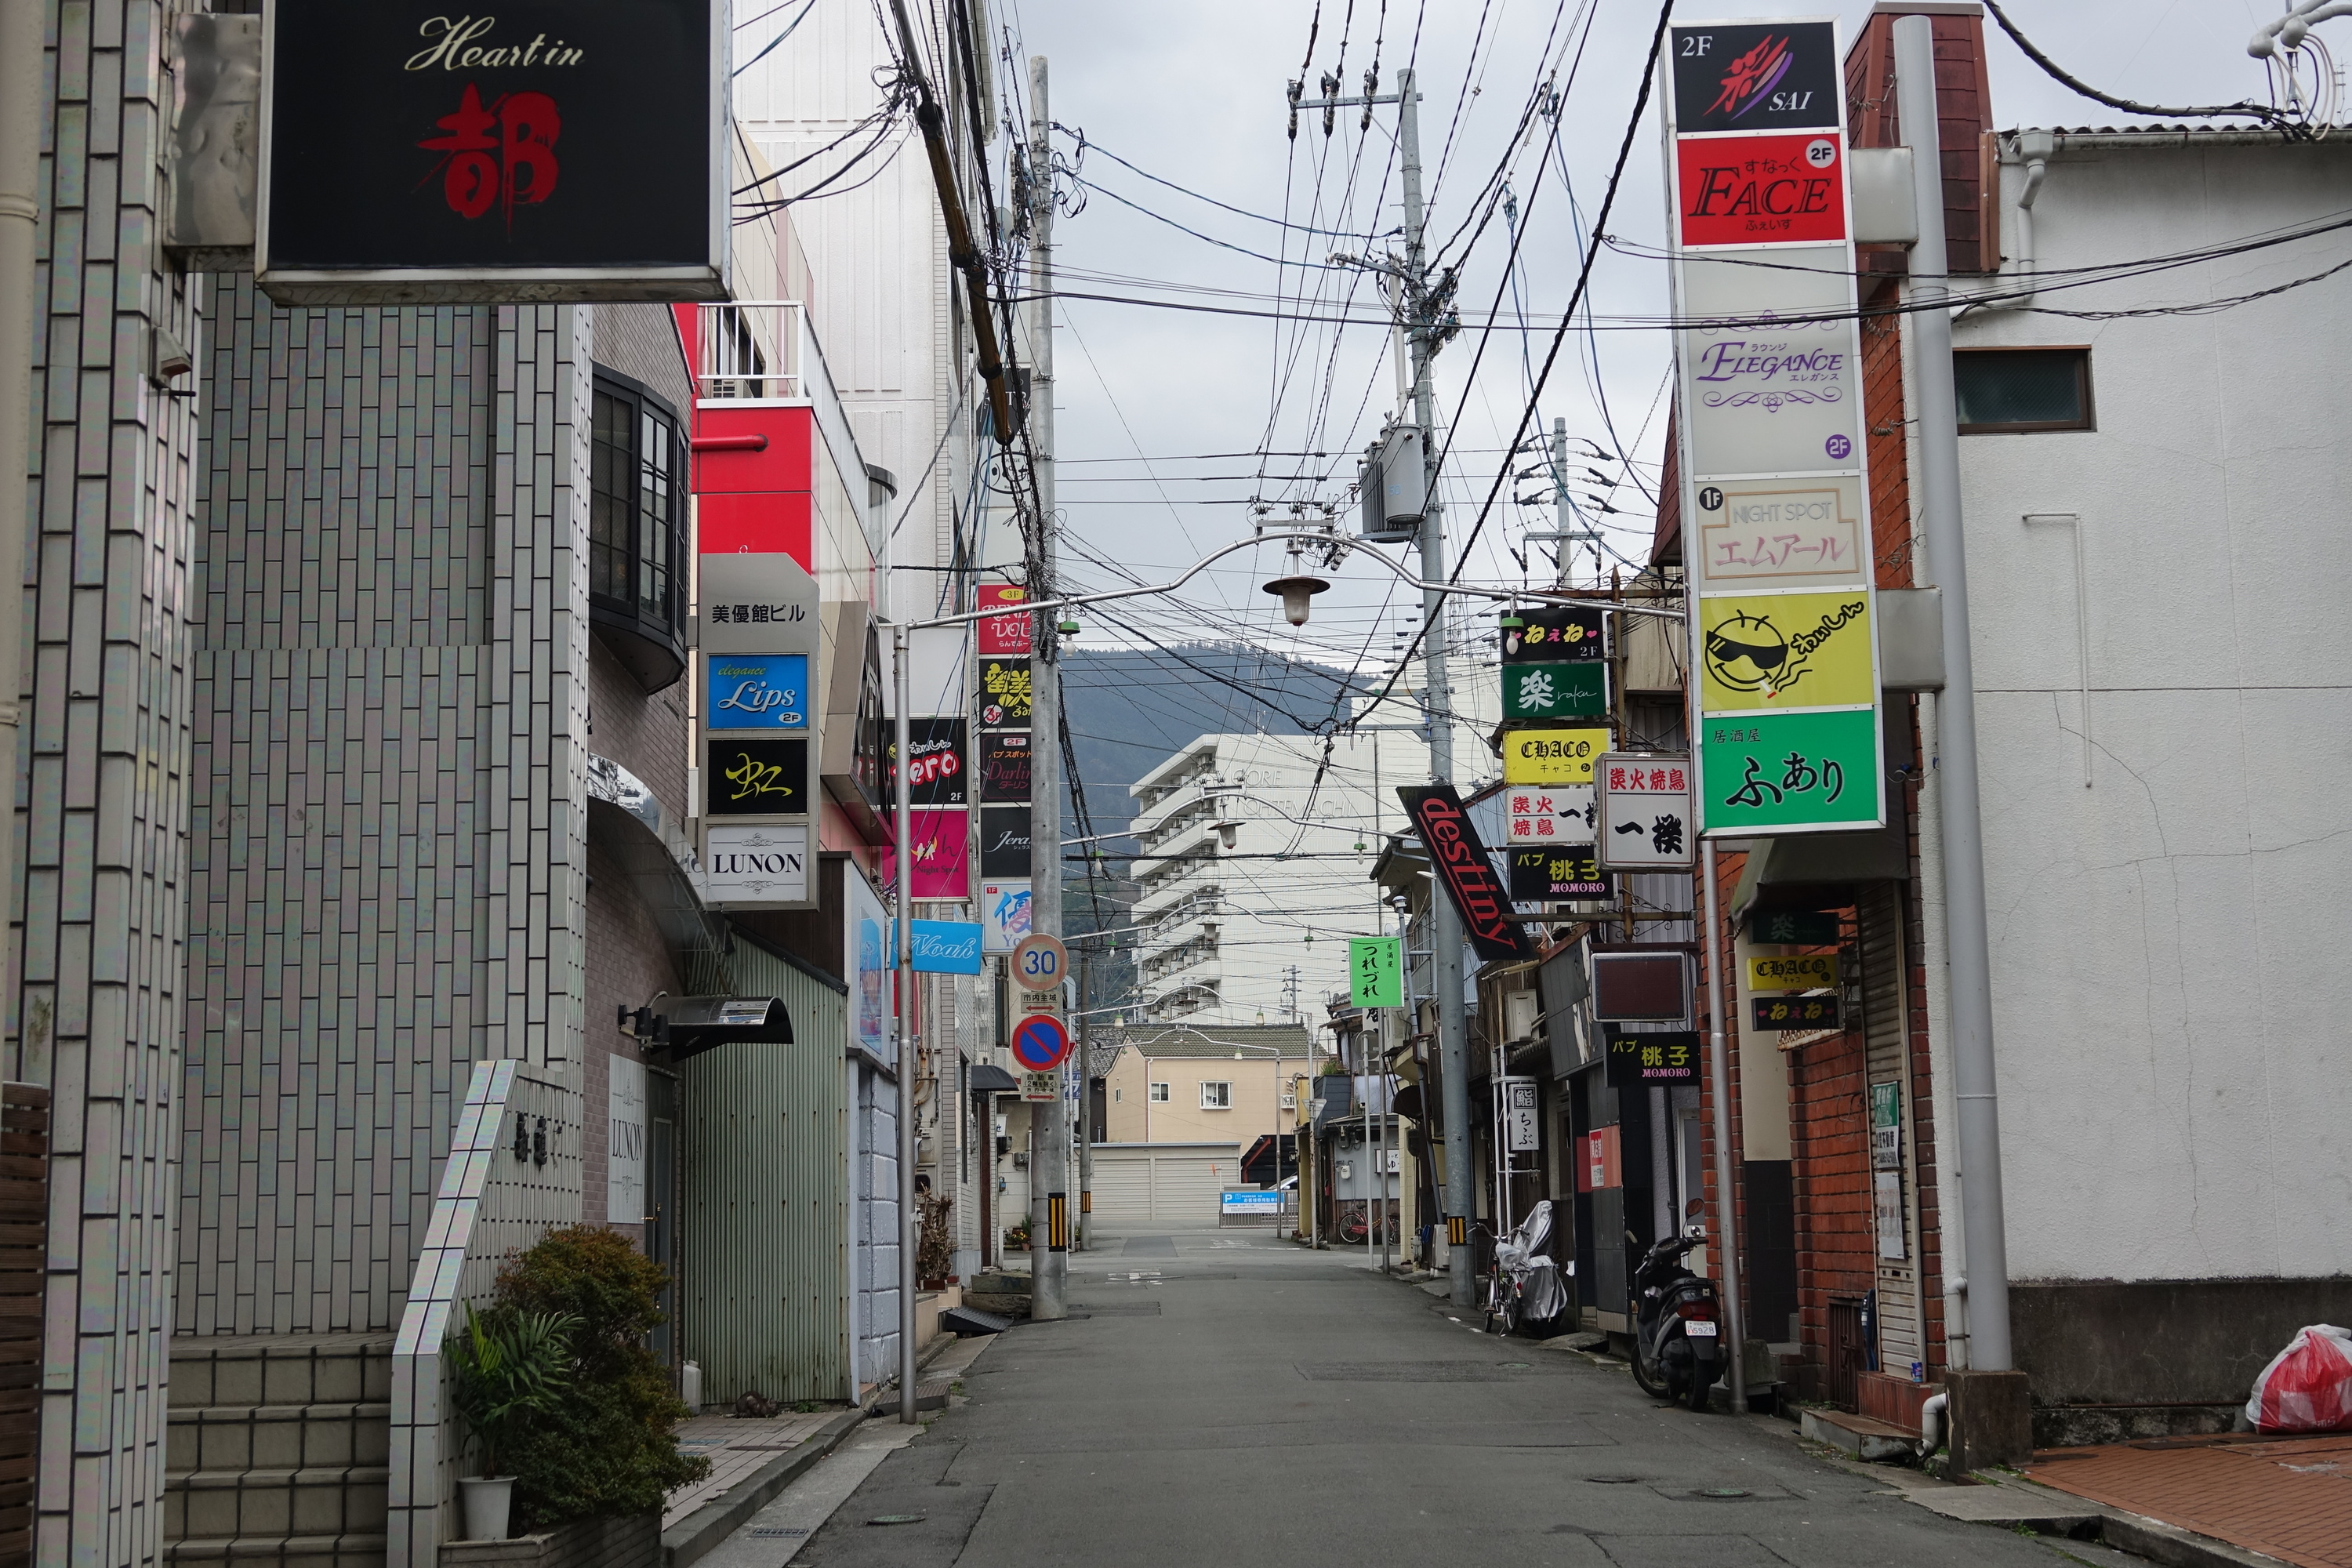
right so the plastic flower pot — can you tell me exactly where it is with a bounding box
[460,1475,514,1541]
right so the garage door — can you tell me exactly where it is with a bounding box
[1087,1144,1243,1234]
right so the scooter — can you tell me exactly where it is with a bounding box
[1626,1228,1722,1412]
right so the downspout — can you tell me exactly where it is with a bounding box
[1962,130,2053,318]
[0,0,40,1038]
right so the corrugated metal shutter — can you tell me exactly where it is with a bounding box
[680,940,850,1404]
[1083,1147,1242,1232]
[1089,1156,1155,1233]
[1859,884,1922,1374]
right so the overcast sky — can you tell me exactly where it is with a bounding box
[981,0,2302,702]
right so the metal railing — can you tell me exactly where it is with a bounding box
[695,302,803,401]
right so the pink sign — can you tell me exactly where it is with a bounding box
[884,808,971,900]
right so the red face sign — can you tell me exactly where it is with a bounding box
[1675,132,1846,248]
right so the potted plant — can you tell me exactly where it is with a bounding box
[446,1304,576,1541]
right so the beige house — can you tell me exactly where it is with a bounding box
[1098,1024,1324,1146]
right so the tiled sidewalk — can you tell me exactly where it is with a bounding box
[663,1409,840,1529]
[2025,1432,2352,1568]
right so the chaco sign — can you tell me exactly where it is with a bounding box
[256,0,728,303]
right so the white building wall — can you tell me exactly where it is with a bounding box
[1131,731,1428,1025]
[1945,136,2352,1286]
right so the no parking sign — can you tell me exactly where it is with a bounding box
[1009,1014,1071,1073]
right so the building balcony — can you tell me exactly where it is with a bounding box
[695,302,806,402]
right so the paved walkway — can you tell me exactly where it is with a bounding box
[746,1231,2118,1567]
[665,1407,842,1529]
[2026,1433,2352,1567]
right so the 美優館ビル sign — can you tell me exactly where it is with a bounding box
[257,0,727,303]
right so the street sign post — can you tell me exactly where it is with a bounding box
[1009,1014,1072,1074]
[1011,932,1068,992]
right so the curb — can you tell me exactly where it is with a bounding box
[661,1405,866,1568]
[2095,1511,2296,1568]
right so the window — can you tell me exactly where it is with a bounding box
[1954,348,2093,434]
[1149,1083,1170,1103]
[589,371,686,688]
[1200,1081,1232,1110]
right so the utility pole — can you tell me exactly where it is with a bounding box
[1552,419,1574,587]
[1896,16,2013,1374]
[1024,53,1069,1323]
[1295,64,1474,1307]
[1078,953,1094,1251]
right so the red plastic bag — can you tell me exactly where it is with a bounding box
[2247,1325,2352,1433]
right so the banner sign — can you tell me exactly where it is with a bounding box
[1508,845,1610,902]
[256,0,727,303]
[881,809,970,901]
[698,550,818,654]
[706,653,809,731]
[699,822,810,906]
[1398,786,1530,964]
[1501,727,1610,786]
[1752,993,1841,1032]
[885,717,968,808]
[1750,952,1838,991]
[978,729,1033,804]
[977,806,1032,879]
[975,583,1033,655]
[1666,16,1884,838]
[1749,909,1838,945]
[1502,606,1606,662]
[1605,1026,1701,1087]
[981,881,1032,953]
[978,658,1033,725]
[909,920,984,976]
[706,737,808,818]
[1596,754,1695,872]
[1502,662,1607,721]
[1348,937,1403,1008]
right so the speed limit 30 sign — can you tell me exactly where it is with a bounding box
[1011,933,1067,992]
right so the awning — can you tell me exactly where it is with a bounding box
[969,1063,1020,1094]
[642,995,793,1063]
[1240,1134,1298,1188]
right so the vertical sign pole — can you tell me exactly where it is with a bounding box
[1700,837,1746,1410]
[893,626,919,1423]
[1895,15,2012,1372]
[1025,54,1068,1325]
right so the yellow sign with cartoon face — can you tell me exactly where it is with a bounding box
[1699,591,1875,713]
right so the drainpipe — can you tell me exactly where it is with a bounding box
[1962,130,2053,318]
[0,0,39,1034]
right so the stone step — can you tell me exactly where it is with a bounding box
[169,1334,396,1410]
[168,1403,393,1474]
[164,1468,390,1542]
[1802,1407,1923,1464]
[163,1533,389,1568]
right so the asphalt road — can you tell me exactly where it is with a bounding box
[762,1231,2118,1567]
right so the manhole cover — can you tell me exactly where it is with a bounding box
[867,1514,927,1526]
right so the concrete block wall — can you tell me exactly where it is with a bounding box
[20,0,206,1559]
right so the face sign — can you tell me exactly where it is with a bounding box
[1705,611,1791,695]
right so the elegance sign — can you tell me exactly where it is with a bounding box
[256,0,728,303]
[1398,786,1530,964]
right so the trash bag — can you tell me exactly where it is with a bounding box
[2246,1325,2352,1433]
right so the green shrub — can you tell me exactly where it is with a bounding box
[488,1225,710,1529]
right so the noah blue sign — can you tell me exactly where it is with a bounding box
[909,920,983,975]
[706,654,808,731]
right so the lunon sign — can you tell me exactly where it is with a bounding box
[700,824,809,906]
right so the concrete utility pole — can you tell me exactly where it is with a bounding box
[891,633,920,1422]
[1895,15,2014,1374]
[1298,64,1474,1307]
[1025,53,1069,1323]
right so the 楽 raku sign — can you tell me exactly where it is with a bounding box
[256,0,728,303]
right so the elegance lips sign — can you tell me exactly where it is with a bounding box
[1398,786,1530,964]
[256,0,728,303]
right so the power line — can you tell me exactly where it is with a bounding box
[1980,0,2297,129]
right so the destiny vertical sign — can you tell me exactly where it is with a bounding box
[1664,18,1886,836]
[256,0,729,303]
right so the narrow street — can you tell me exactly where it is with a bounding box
[710,1232,2125,1568]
